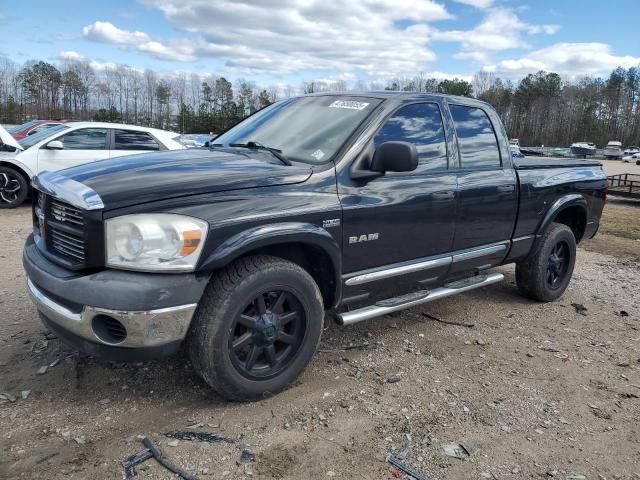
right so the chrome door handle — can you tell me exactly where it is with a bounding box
[497,185,515,193]
[432,191,455,200]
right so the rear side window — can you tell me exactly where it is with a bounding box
[60,128,108,150]
[114,130,160,151]
[450,105,501,168]
[374,103,447,172]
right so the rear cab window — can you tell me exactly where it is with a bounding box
[374,102,448,173]
[114,130,160,151]
[449,104,501,169]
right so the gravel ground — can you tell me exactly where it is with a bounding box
[1,169,640,479]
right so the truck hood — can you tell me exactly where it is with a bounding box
[0,124,23,151]
[55,148,313,210]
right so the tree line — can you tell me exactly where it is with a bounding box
[0,55,638,147]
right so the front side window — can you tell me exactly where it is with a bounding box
[19,124,69,150]
[374,103,447,172]
[214,96,382,165]
[114,130,160,151]
[60,128,108,150]
[450,105,501,168]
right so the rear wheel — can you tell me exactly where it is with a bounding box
[188,255,324,401]
[516,223,576,302]
[0,167,28,209]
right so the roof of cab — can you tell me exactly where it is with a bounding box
[302,90,492,107]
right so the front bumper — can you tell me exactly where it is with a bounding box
[23,235,209,361]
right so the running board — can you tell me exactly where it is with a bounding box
[335,272,504,326]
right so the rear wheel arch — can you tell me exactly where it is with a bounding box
[538,195,588,243]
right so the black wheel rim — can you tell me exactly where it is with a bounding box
[0,172,21,204]
[546,241,570,289]
[228,289,306,380]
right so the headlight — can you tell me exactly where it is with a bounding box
[105,214,208,272]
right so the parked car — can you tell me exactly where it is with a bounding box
[622,153,640,163]
[0,122,185,208]
[7,119,69,140]
[623,146,639,156]
[24,93,607,401]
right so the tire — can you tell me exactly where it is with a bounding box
[0,167,28,209]
[188,255,324,401]
[516,223,576,302]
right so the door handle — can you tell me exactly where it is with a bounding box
[497,185,515,193]
[431,191,455,200]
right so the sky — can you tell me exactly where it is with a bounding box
[1,0,639,87]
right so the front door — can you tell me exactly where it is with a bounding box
[337,102,457,300]
[37,128,110,172]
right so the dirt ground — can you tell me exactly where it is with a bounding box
[1,162,640,480]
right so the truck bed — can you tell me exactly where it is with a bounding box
[514,158,602,170]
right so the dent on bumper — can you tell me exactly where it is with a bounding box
[27,278,197,348]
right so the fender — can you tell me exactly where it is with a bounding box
[199,222,342,305]
[536,193,587,237]
[0,158,35,179]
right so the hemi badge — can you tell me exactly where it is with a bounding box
[323,219,340,228]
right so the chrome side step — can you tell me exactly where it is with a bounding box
[335,272,504,326]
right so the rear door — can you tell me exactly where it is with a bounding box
[110,129,162,158]
[37,127,110,172]
[446,102,517,274]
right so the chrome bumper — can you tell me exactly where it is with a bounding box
[27,278,197,348]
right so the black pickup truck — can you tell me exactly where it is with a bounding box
[23,92,607,400]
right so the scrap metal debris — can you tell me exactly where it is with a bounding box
[165,431,235,444]
[122,437,199,479]
[164,431,255,464]
[441,442,475,459]
[121,447,153,478]
[387,455,432,480]
[143,437,199,480]
[421,312,475,329]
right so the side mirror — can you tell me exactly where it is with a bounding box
[46,140,63,150]
[371,141,418,173]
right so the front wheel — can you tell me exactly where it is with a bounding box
[0,167,28,209]
[516,223,576,302]
[188,255,324,401]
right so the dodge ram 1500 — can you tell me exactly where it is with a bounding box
[23,92,607,400]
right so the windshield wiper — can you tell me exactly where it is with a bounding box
[229,141,292,166]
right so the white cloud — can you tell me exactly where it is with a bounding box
[434,8,560,63]
[84,0,454,76]
[451,0,494,8]
[83,21,195,61]
[484,43,640,78]
[83,21,150,45]
[57,50,84,61]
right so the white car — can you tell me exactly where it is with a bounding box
[622,152,640,164]
[0,122,186,208]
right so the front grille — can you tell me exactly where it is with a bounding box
[50,226,85,262]
[34,191,92,267]
[50,200,84,226]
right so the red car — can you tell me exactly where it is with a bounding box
[7,119,68,140]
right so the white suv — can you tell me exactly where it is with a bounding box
[0,122,186,208]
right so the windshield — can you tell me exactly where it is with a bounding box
[18,124,69,150]
[7,120,40,134]
[214,96,382,165]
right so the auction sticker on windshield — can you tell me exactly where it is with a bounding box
[329,100,370,110]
